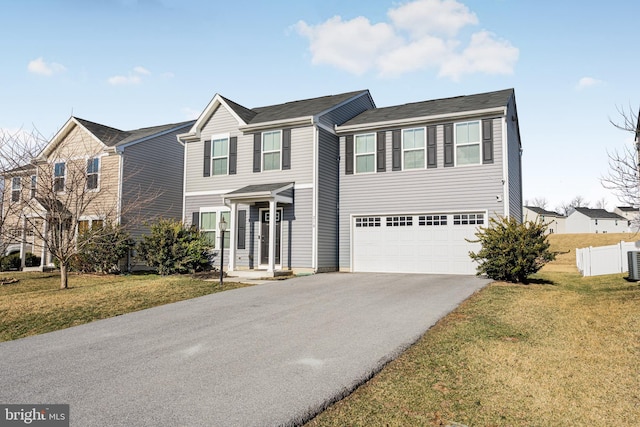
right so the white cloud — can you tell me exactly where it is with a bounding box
[295,16,401,75]
[388,0,478,38]
[27,57,66,76]
[295,0,518,80]
[577,76,603,90]
[107,66,151,86]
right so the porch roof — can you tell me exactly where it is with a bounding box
[223,182,294,204]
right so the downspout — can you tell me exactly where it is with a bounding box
[312,124,319,272]
[182,140,188,222]
[502,115,510,218]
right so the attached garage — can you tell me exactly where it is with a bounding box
[351,212,485,275]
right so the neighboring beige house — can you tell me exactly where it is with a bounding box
[565,207,629,234]
[614,206,639,223]
[523,206,565,234]
[2,116,194,271]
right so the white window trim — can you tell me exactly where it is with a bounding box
[11,177,21,202]
[53,161,66,193]
[211,133,230,176]
[262,130,282,172]
[402,127,426,170]
[354,132,377,174]
[454,120,482,167]
[86,157,101,192]
[199,206,231,250]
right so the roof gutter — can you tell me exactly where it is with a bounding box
[239,117,313,132]
[335,106,507,134]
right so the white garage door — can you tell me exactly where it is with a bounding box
[352,212,484,275]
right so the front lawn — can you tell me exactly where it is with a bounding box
[0,272,249,342]
[307,233,640,426]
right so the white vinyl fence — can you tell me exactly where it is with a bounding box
[576,241,640,277]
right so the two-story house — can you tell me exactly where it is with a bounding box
[565,207,629,234]
[4,116,193,270]
[181,88,523,276]
[178,91,375,276]
[335,89,522,275]
[523,206,566,234]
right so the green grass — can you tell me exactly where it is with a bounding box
[307,234,640,426]
[0,272,250,342]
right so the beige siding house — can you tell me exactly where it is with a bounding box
[523,206,566,234]
[3,116,193,270]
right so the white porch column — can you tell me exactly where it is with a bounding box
[267,199,276,273]
[41,220,48,268]
[19,217,27,269]
[228,202,237,272]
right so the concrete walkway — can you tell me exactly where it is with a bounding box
[0,273,490,426]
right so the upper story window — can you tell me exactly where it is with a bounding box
[455,121,481,166]
[86,158,99,190]
[262,131,281,171]
[11,177,21,202]
[355,133,376,174]
[54,162,65,192]
[212,136,229,175]
[403,128,425,170]
[30,175,36,199]
[200,209,230,249]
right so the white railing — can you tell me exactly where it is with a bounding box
[576,241,640,277]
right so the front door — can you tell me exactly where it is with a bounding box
[260,209,282,265]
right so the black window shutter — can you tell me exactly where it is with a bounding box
[229,136,237,174]
[444,124,454,167]
[282,129,291,170]
[345,135,354,175]
[203,140,211,177]
[376,131,386,172]
[191,212,200,228]
[427,126,437,168]
[237,210,246,250]
[482,119,494,164]
[253,133,261,172]
[392,129,401,171]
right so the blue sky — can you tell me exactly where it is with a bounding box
[1,0,638,211]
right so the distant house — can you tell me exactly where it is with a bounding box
[614,206,639,223]
[565,207,629,234]
[2,116,194,270]
[523,206,565,234]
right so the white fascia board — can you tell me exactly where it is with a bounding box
[239,117,313,132]
[335,106,507,134]
[184,94,248,142]
[39,117,107,160]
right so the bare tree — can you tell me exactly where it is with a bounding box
[602,105,640,207]
[556,195,589,216]
[594,197,608,210]
[2,129,160,289]
[524,197,549,209]
[0,128,47,257]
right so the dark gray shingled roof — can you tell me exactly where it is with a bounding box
[524,206,564,217]
[574,207,626,220]
[245,90,368,124]
[225,182,293,195]
[340,88,514,126]
[219,96,257,124]
[617,206,638,212]
[74,117,195,147]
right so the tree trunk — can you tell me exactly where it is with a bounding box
[59,263,68,290]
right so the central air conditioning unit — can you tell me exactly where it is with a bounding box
[627,251,640,281]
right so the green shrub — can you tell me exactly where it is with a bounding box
[24,252,41,268]
[137,219,213,275]
[0,253,21,271]
[468,216,556,283]
[73,223,134,274]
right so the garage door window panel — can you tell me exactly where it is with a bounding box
[453,213,485,225]
[419,215,447,226]
[386,216,413,227]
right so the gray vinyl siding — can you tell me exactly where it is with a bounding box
[316,127,340,271]
[185,106,315,194]
[121,128,185,241]
[317,93,375,128]
[338,119,506,270]
[184,188,314,270]
[505,98,523,222]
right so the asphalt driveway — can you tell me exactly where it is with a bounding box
[0,273,490,426]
